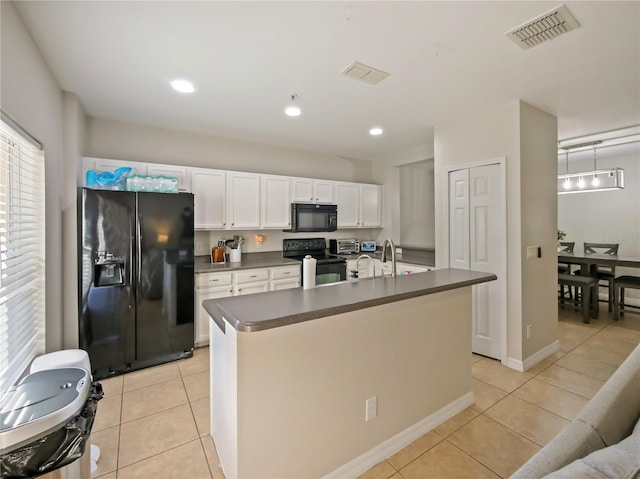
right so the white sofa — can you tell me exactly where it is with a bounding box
[510,342,640,478]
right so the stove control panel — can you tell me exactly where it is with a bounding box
[283,238,326,253]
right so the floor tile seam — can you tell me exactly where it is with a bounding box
[116,437,204,474]
[507,389,579,422]
[122,376,181,394]
[386,430,445,471]
[441,437,506,479]
[179,366,210,379]
[199,436,220,479]
[536,362,606,388]
[530,374,600,401]
[479,402,565,449]
[558,364,607,382]
[470,374,527,395]
[119,397,191,425]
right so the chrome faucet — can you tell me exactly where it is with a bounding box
[355,254,375,279]
[381,238,397,277]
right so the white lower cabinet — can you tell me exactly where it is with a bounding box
[196,265,300,345]
[195,272,233,346]
[269,265,301,290]
[233,268,269,296]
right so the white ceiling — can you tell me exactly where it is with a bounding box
[14,1,640,162]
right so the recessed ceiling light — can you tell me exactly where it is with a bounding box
[369,127,383,136]
[170,79,195,93]
[285,94,301,117]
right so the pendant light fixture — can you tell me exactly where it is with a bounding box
[284,94,301,117]
[557,140,625,194]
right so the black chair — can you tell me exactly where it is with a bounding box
[613,276,640,320]
[575,242,619,312]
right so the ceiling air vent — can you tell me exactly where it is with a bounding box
[506,4,580,50]
[341,61,390,85]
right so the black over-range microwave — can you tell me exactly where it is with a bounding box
[283,203,337,233]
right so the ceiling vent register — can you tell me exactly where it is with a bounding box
[506,4,580,50]
[341,61,390,85]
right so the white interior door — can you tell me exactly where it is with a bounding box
[449,169,469,270]
[449,164,504,360]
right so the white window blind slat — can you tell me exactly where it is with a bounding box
[0,117,46,395]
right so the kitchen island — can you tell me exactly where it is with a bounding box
[204,268,496,479]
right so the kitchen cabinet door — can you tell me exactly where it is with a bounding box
[335,182,359,227]
[195,285,233,346]
[291,177,314,203]
[314,180,335,203]
[191,168,226,229]
[291,178,335,204]
[270,277,300,290]
[234,282,269,296]
[269,265,300,290]
[227,172,260,229]
[261,175,291,228]
[359,184,382,227]
[147,164,190,192]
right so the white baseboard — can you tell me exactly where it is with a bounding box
[323,392,475,479]
[505,341,560,373]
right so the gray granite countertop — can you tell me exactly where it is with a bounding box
[195,251,298,273]
[204,268,496,333]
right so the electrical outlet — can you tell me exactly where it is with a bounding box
[196,242,204,254]
[526,246,537,260]
[526,324,532,340]
[365,396,377,422]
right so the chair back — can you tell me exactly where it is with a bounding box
[584,243,619,255]
[584,242,619,275]
[559,242,575,253]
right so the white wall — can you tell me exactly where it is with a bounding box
[434,100,558,366]
[399,160,435,248]
[372,144,434,246]
[1,2,66,352]
[86,117,373,182]
[558,144,640,300]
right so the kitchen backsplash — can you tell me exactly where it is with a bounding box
[195,229,379,255]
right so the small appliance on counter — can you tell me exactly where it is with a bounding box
[360,240,377,252]
[329,238,359,255]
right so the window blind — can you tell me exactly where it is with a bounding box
[0,118,46,394]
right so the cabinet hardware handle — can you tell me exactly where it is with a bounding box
[211,279,219,282]
[250,275,257,278]
[232,223,234,226]
[283,272,290,275]
[310,197,313,200]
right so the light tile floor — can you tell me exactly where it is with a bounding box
[92,304,640,479]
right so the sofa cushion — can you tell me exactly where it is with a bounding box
[509,420,605,478]
[542,431,640,479]
[576,344,640,446]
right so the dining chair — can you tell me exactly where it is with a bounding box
[576,242,619,312]
[558,242,575,274]
[613,275,640,320]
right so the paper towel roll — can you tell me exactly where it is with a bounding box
[302,255,317,289]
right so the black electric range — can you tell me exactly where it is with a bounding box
[283,238,347,285]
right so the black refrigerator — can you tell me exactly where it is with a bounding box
[78,188,194,379]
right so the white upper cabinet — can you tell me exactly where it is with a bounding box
[291,178,335,204]
[261,175,291,229]
[335,182,359,228]
[227,172,260,229]
[359,184,382,227]
[147,165,190,192]
[335,182,382,228]
[191,168,226,230]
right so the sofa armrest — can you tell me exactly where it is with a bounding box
[575,343,640,446]
[510,420,605,479]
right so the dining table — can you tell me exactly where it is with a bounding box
[558,250,640,318]
[557,251,640,274]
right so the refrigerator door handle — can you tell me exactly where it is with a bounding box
[137,213,142,289]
